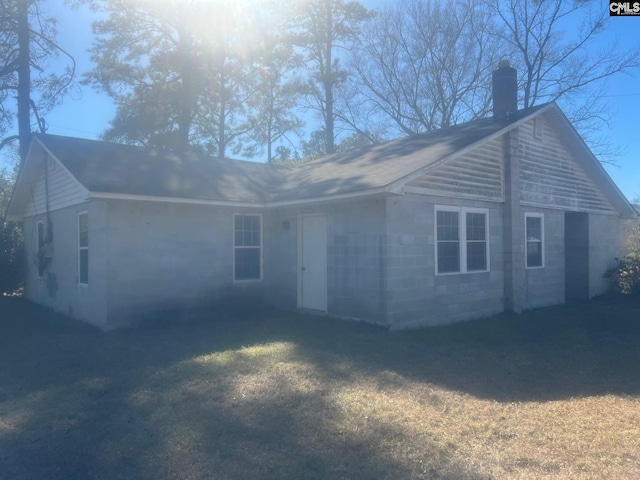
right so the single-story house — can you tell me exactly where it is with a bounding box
[6,62,637,330]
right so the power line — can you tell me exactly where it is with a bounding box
[600,93,640,98]
[45,123,102,138]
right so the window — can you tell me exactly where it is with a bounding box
[78,212,88,285]
[37,221,45,277]
[234,214,262,281]
[436,211,460,273]
[436,206,489,274]
[525,213,544,268]
[466,212,487,271]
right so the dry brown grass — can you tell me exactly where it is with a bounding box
[1,297,639,479]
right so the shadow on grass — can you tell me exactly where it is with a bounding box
[0,297,487,480]
[1,296,639,479]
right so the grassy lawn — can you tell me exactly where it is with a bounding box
[1,298,640,479]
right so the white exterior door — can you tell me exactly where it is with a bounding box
[299,214,327,312]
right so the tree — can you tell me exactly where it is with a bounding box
[291,0,373,154]
[194,48,255,158]
[86,0,263,156]
[491,0,640,159]
[299,127,378,159]
[336,130,379,151]
[246,38,304,163]
[0,156,23,294]
[300,128,328,158]
[347,0,502,137]
[0,0,76,160]
[85,0,206,151]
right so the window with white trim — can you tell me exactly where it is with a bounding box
[435,206,489,274]
[78,212,89,285]
[234,214,262,281]
[525,213,544,268]
[37,221,45,277]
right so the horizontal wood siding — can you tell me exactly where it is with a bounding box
[25,156,86,216]
[519,119,616,215]
[406,136,504,201]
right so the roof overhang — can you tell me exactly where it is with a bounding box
[89,186,397,209]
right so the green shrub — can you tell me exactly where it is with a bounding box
[605,254,640,297]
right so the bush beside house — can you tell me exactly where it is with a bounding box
[1,166,23,295]
[610,210,640,298]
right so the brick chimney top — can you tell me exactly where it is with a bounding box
[492,60,517,121]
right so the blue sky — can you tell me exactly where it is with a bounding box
[7,0,640,202]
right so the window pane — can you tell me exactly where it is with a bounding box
[79,249,89,284]
[466,213,486,241]
[467,241,487,271]
[437,211,459,241]
[527,242,542,267]
[235,215,261,247]
[437,242,460,273]
[79,213,88,247]
[235,247,261,280]
[526,216,541,242]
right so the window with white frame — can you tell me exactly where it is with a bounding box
[525,213,544,268]
[37,221,45,277]
[78,212,89,285]
[436,206,489,274]
[234,214,262,281]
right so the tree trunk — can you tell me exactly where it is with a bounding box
[17,0,31,163]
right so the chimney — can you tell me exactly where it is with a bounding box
[492,59,517,121]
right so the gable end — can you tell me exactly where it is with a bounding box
[7,138,89,221]
[405,135,504,202]
[519,117,617,215]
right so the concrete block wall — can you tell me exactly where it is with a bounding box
[522,208,565,309]
[327,197,387,323]
[105,200,265,327]
[263,206,299,311]
[265,197,387,324]
[23,200,109,327]
[386,194,505,329]
[588,213,621,297]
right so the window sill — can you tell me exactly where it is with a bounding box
[436,270,490,276]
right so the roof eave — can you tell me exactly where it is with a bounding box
[89,186,398,208]
[89,191,266,208]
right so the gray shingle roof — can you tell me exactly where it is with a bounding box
[36,105,549,204]
[35,135,277,203]
[273,106,548,201]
